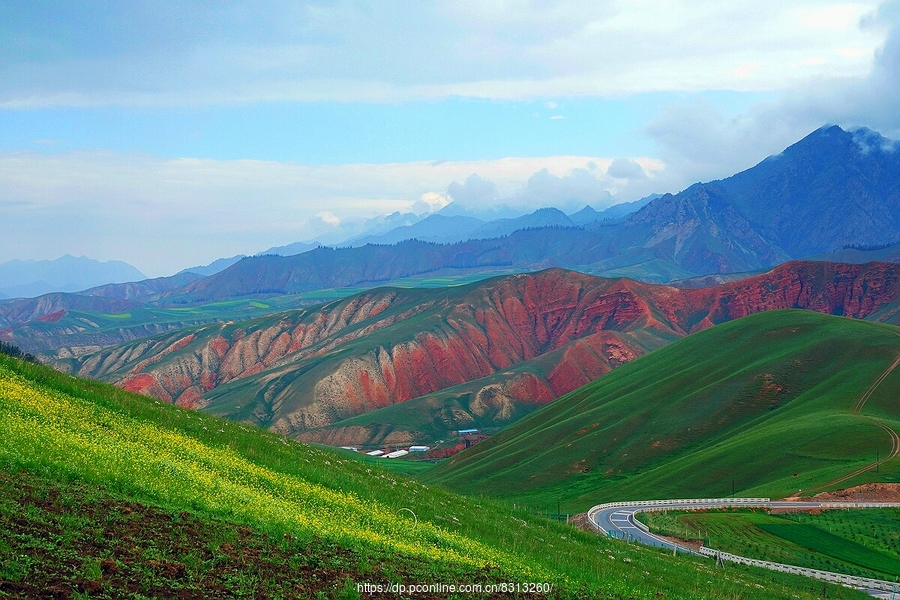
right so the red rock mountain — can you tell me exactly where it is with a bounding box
[62,261,900,441]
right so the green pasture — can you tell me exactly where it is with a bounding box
[0,353,864,599]
[639,508,900,581]
[424,310,900,512]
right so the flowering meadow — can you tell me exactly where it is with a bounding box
[0,354,868,599]
[0,361,523,574]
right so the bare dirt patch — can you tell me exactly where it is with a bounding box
[812,482,900,503]
[0,470,541,600]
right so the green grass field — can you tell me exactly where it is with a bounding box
[0,353,865,598]
[638,508,900,581]
[424,310,900,512]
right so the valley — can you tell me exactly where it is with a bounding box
[0,353,853,599]
[2,124,900,598]
[424,310,900,509]
[43,261,900,454]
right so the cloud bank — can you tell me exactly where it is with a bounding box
[644,0,900,184]
[0,151,662,276]
[0,1,884,107]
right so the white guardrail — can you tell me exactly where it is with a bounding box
[587,497,771,535]
[697,547,900,593]
[587,499,900,593]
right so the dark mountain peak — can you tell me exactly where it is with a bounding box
[567,205,602,225]
[530,207,568,217]
[703,124,900,257]
[772,123,898,164]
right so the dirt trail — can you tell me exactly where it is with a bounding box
[808,332,900,494]
[853,347,900,414]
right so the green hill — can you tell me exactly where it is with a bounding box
[424,310,900,511]
[0,353,862,598]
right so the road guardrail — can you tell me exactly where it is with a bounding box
[587,498,900,593]
[698,546,900,593]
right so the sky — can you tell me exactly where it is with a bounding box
[1,0,899,277]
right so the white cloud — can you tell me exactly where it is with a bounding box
[316,211,340,226]
[797,4,862,29]
[414,191,452,214]
[641,0,900,188]
[607,158,647,180]
[0,150,662,275]
[0,1,886,106]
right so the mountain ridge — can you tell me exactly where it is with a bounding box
[59,261,900,446]
[133,125,900,304]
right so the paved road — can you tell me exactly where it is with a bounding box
[591,499,827,552]
[588,499,900,596]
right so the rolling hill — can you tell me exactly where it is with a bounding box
[4,126,899,362]
[423,310,900,510]
[0,353,844,599]
[58,261,900,448]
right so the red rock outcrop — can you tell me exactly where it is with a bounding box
[71,261,900,437]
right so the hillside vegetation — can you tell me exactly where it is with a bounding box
[0,353,866,599]
[425,310,900,510]
[638,508,900,582]
[54,262,900,452]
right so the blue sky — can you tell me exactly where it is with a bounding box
[1,1,898,276]
[0,93,774,162]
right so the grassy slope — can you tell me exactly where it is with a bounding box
[0,469,485,599]
[424,310,900,511]
[0,354,862,599]
[638,509,900,581]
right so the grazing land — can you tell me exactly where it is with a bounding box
[0,353,864,599]
[638,508,900,582]
[425,310,900,511]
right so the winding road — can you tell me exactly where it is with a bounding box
[588,498,900,597]
[586,322,900,595]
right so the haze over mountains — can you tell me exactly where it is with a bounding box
[5,125,899,305]
[1,125,898,377]
[4,125,900,446]
[0,255,146,300]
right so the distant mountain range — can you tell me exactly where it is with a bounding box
[9,125,897,307]
[0,255,146,299]
[129,125,900,304]
[177,256,246,277]
[315,197,659,248]
[57,261,900,448]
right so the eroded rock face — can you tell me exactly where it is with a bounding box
[69,262,900,438]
